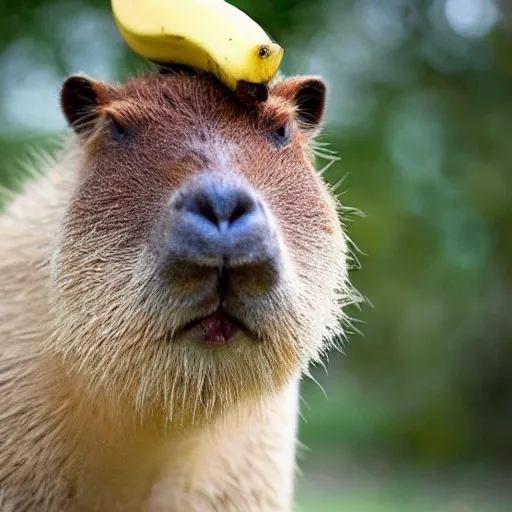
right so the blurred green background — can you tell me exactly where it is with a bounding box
[1,0,511,510]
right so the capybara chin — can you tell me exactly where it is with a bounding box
[0,71,353,511]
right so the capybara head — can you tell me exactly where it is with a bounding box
[50,71,351,424]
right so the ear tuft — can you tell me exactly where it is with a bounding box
[272,77,327,134]
[60,75,110,134]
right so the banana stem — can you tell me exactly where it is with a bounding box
[153,60,270,104]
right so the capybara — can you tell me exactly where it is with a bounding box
[0,71,353,511]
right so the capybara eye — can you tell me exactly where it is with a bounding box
[109,116,128,142]
[270,121,291,147]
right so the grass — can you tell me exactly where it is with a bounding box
[296,455,512,512]
[298,491,511,512]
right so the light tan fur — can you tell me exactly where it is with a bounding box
[0,72,354,511]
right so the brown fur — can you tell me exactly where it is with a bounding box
[0,72,353,511]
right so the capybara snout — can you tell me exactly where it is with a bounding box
[167,173,280,269]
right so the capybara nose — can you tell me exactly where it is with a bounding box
[168,174,278,267]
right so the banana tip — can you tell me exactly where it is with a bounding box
[257,43,284,60]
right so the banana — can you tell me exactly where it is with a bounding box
[111,0,284,101]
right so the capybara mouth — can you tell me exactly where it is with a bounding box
[183,308,247,346]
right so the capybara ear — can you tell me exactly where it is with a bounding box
[271,77,326,134]
[60,75,112,134]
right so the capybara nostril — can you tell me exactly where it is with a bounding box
[179,180,257,230]
[168,174,279,267]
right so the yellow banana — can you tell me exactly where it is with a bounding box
[111,0,284,99]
